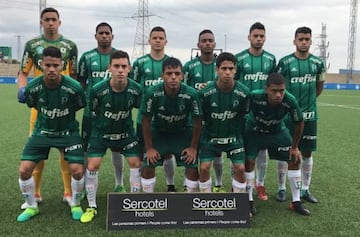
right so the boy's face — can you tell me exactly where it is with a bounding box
[266,83,285,106]
[216,60,236,85]
[42,55,62,82]
[41,12,61,35]
[294,33,312,53]
[149,31,167,51]
[108,58,131,82]
[162,66,183,90]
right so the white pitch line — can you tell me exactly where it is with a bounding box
[318,102,360,110]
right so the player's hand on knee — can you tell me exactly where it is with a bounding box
[146,148,160,165]
[17,87,26,103]
[290,147,301,164]
[181,147,197,165]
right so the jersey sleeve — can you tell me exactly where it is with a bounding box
[317,60,326,82]
[77,53,88,86]
[183,61,190,85]
[69,42,78,78]
[286,91,303,123]
[24,83,36,108]
[89,86,99,117]
[190,89,202,118]
[134,87,143,109]
[71,78,86,111]
[20,41,34,74]
[276,58,285,75]
[130,59,141,83]
[139,86,154,115]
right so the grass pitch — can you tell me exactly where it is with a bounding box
[1,85,359,237]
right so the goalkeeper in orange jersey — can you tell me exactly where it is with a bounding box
[17,7,78,208]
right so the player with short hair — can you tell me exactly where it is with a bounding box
[183,29,225,192]
[198,52,250,195]
[17,46,85,222]
[80,50,142,223]
[235,22,277,201]
[130,26,176,192]
[276,26,325,203]
[78,22,126,192]
[245,72,310,216]
[140,57,202,193]
[17,7,78,209]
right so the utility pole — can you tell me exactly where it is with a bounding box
[316,23,330,71]
[347,0,358,83]
[39,0,47,34]
[15,35,23,61]
[131,0,155,61]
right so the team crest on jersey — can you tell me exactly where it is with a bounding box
[311,64,317,73]
[179,103,185,112]
[61,97,68,105]
[128,99,134,107]
[233,100,239,108]
[36,46,44,55]
[264,62,270,70]
[276,108,285,117]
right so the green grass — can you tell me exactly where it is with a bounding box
[1,85,360,236]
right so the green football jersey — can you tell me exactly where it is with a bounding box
[130,54,169,124]
[77,48,117,96]
[277,53,325,121]
[89,79,142,136]
[199,81,250,140]
[20,35,78,77]
[183,57,217,90]
[235,49,276,91]
[247,89,303,134]
[25,75,85,135]
[130,54,169,87]
[140,82,202,132]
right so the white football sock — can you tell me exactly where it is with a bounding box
[129,168,141,192]
[71,176,85,207]
[185,178,199,193]
[288,170,301,202]
[245,171,255,201]
[213,155,223,186]
[19,177,37,208]
[141,177,156,193]
[277,161,288,190]
[199,178,212,193]
[256,149,268,186]
[232,178,246,193]
[111,152,124,186]
[301,156,313,191]
[163,156,175,185]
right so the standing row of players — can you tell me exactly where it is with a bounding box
[16,7,324,223]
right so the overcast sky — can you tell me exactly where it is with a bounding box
[0,0,356,73]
